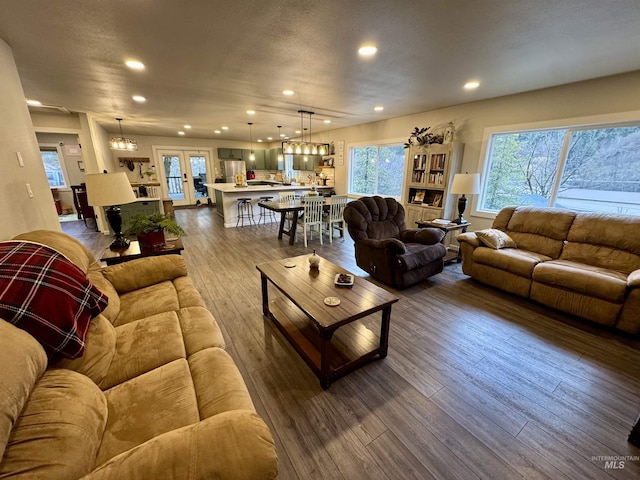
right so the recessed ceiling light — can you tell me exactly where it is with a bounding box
[184,125,191,129]
[178,131,185,135]
[221,126,229,130]
[358,44,378,57]
[125,60,145,70]
[282,90,294,96]
[214,130,221,134]
[295,130,301,134]
[323,119,331,124]
[280,133,286,138]
[26,99,41,106]
[267,136,273,141]
[464,81,480,90]
[132,95,146,103]
[257,139,263,143]
[374,106,384,111]
[247,110,256,115]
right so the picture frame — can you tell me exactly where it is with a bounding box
[432,193,442,207]
[414,190,425,204]
[77,161,85,171]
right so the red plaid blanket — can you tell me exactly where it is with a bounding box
[0,241,108,358]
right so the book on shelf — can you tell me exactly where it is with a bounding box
[431,218,453,225]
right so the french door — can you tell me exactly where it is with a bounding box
[154,148,212,207]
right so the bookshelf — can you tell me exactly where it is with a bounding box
[404,143,464,227]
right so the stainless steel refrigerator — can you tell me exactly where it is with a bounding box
[224,160,246,183]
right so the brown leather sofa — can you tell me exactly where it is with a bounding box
[457,206,640,334]
[343,196,446,288]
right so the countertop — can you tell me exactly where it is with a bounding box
[205,183,313,193]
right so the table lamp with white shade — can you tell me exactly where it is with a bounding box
[449,173,481,224]
[85,172,137,250]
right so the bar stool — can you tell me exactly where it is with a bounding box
[236,198,254,227]
[257,196,277,225]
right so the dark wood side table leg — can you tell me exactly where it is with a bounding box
[629,414,640,447]
[379,306,392,358]
[260,273,270,316]
[319,328,335,389]
[457,224,469,263]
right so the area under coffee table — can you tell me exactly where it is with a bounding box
[256,254,399,389]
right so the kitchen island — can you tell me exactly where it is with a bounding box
[206,183,313,227]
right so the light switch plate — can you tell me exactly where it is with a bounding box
[25,183,34,198]
[17,152,24,167]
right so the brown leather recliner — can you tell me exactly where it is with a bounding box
[343,196,447,288]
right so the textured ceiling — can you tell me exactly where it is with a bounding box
[1,0,639,142]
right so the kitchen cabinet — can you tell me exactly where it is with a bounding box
[217,148,243,159]
[265,148,283,170]
[243,149,265,170]
[292,154,321,171]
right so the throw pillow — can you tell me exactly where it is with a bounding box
[0,241,108,359]
[475,229,517,249]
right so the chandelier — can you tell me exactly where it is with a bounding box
[281,110,329,157]
[110,118,138,151]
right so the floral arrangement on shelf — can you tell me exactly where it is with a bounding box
[404,126,445,149]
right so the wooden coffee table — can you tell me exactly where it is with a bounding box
[256,254,399,389]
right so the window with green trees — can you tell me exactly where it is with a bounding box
[40,146,68,188]
[349,143,405,198]
[480,123,640,215]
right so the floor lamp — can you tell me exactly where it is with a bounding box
[85,172,137,250]
[449,173,481,224]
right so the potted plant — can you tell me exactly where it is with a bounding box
[124,213,185,250]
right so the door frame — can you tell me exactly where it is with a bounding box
[152,145,214,207]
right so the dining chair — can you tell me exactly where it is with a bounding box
[299,196,325,247]
[278,192,296,228]
[323,194,348,243]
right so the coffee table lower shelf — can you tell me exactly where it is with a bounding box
[267,297,387,389]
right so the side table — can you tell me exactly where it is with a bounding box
[416,220,470,264]
[100,238,184,266]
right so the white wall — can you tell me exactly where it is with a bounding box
[322,70,640,229]
[0,39,60,240]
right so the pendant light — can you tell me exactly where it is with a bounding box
[248,122,255,161]
[280,110,329,158]
[110,118,138,151]
[277,126,284,161]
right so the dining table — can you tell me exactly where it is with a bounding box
[260,196,344,245]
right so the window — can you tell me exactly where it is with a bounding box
[40,146,69,188]
[480,123,640,215]
[349,143,405,198]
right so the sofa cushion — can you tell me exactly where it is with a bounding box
[189,348,255,419]
[98,359,200,465]
[0,320,47,461]
[113,281,180,326]
[562,212,640,274]
[533,260,628,302]
[0,369,107,480]
[87,271,121,324]
[498,207,576,258]
[474,247,551,278]
[54,314,116,386]
[174,276,207,309]
[178,306,225,355]
[101,312,187,389]
[475,229,517,249]
[0,241,108,358]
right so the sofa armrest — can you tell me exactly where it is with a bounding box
[83,411,277,480]
[400,228,445,245]
[101,255,188,293]
[628,269,640,288]
[360,238,407,254]
[457,232,481,248]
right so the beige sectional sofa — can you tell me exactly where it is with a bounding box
[0,230,278,479]
[458,206,640,334]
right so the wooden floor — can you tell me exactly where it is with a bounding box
[64,208,640,480]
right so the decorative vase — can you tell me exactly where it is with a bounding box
[137,230,165,250]
[309,250,320,269]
